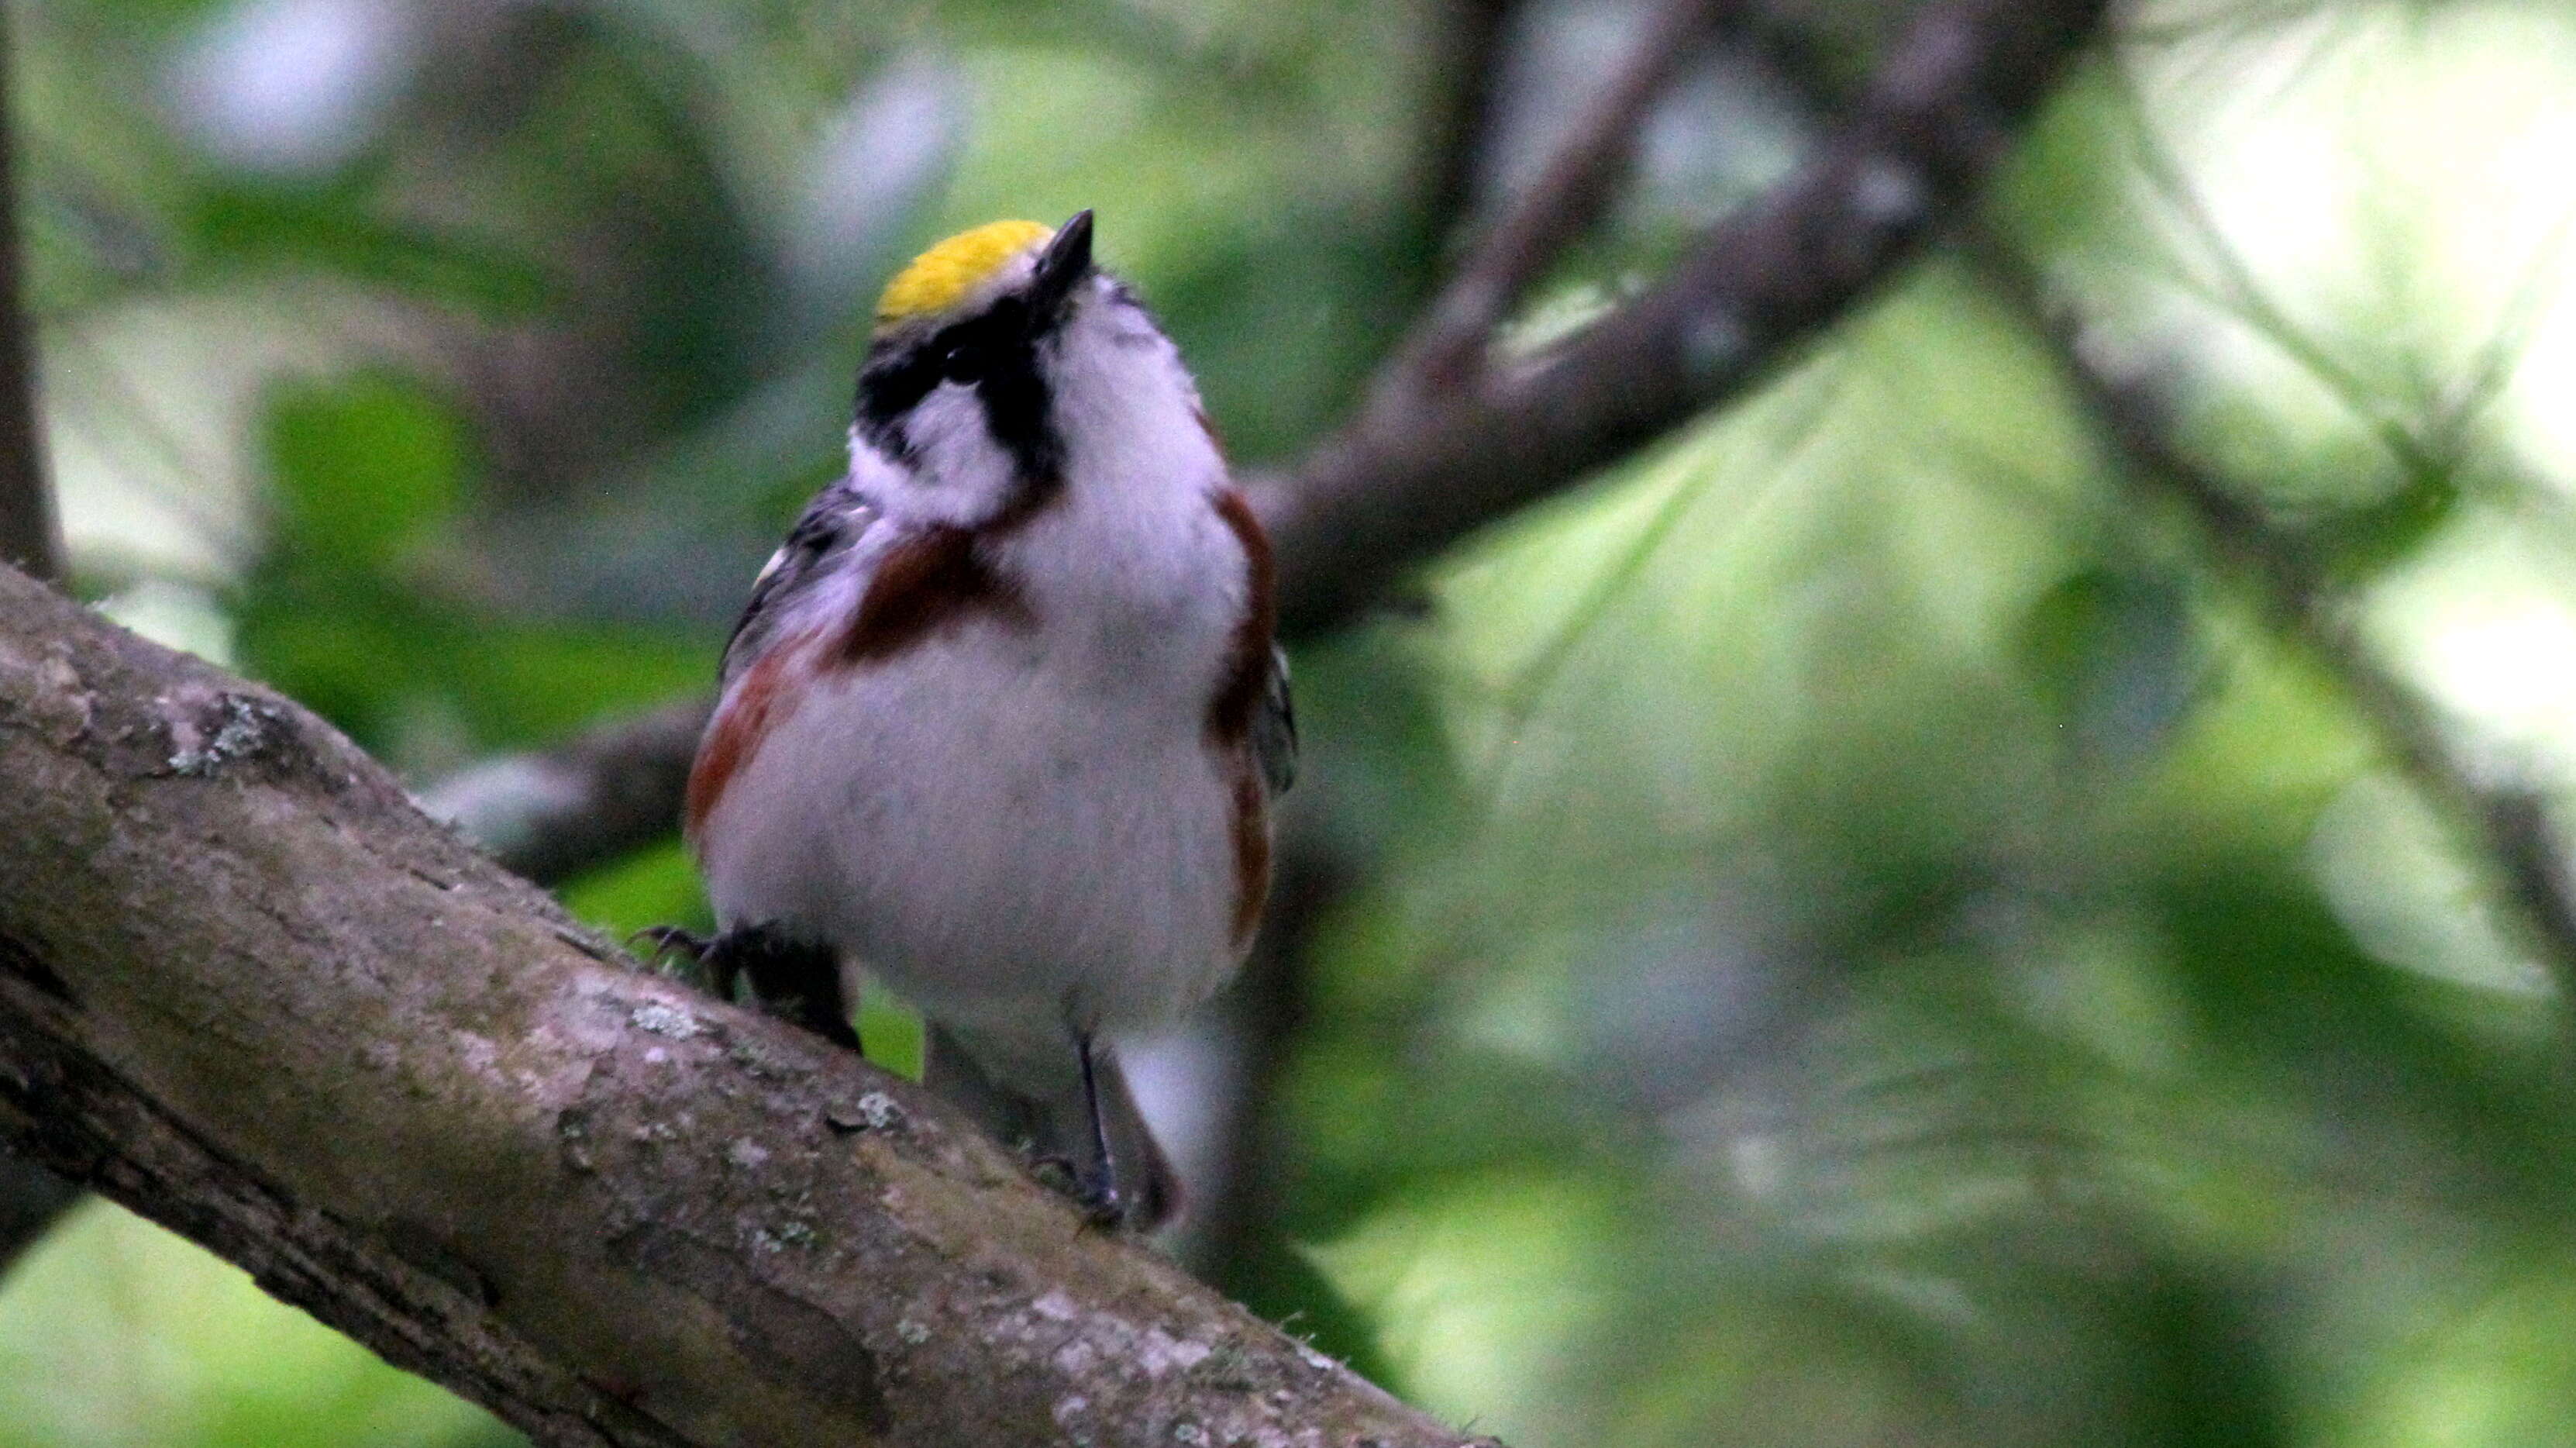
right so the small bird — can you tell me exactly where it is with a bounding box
[659,212,1293,1230]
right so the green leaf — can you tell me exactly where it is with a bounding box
[262,370,470,571]
[0,1201,511,1448]
[188,185,553,317]
[2319,470,2461,584]
[2017,567,2200,764]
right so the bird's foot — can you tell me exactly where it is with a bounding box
[628,923,858,1053]
[630,926,732,995]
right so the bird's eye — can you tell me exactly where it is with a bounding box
[940,343,985,384]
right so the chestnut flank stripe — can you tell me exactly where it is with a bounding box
[1226,753,1271,952]
[685,643,803,843]
[1205,488,1275,746]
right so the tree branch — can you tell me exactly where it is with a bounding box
[1403,0,1522,287]
[1400,0,1733,382]
[422,697,714,887]
[1259,0,2109,632]
[0,1135,78,1275]
[0,563,1479,1448]
[1970,238,2576,1009]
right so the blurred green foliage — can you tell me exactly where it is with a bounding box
[9,0,2576,1446]
[0,1201,508,1448]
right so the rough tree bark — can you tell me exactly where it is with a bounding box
[0,564,1473,1448]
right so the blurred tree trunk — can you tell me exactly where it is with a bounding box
[0,13,50,585]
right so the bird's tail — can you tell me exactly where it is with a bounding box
[923,1022,1180,1233]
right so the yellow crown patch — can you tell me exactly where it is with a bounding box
[874,219,1053,328]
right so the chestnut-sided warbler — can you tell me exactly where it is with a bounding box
[656,212,1295,1230]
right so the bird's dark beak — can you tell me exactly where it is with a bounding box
[1028,209,1095,325]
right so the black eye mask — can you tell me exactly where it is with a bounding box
[854,291,1062,488]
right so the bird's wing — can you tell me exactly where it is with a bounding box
[1252,643,1297,797]
[718,478,885,688]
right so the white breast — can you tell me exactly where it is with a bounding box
[697,622,1236,1036]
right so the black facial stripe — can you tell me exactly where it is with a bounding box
[854,295,1062,486]
[854,339,941,460]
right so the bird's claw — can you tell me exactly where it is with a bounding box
[629,925,733,996]
[1027,1151,1128,1229]
[629,924,709,962]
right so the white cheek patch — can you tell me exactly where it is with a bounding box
[857,383,1019,528]
[847,429,907,490]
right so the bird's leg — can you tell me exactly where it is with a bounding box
[632,922,861,1055]
[1073,1033,1124,1228]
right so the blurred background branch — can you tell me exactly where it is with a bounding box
[1261,0,2109,629]
[420,696,712,886]
[1400,0,1732,381]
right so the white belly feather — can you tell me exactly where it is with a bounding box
[696,623,1239,1037]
